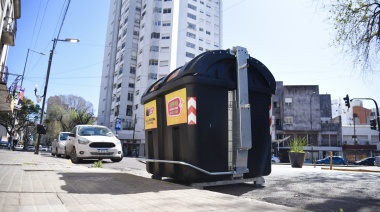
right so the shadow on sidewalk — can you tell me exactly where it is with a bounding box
[58,172,191,194]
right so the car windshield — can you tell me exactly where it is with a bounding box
[60,133,70,140]
[78,126,114,137]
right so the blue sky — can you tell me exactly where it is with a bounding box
[6,0,380,115]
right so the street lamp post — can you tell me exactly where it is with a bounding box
[13,49,45,151]
[34,38,79,154]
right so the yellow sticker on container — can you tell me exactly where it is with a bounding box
[166,88,187,126]
[144,100,157,129]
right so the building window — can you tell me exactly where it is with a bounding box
[151,32,160,39]
[186,32,196,39]
[186,42,195,49]
[187,13,196,20]
[150,45,159,52]
[199,27,204,32]
[149,73,157,80]
[139,36,144,42]
[135,104,139,110]
[188,3,197,10]
[154,7,162,13]
[149,59,158,65]
[137,76,141,81]
[186,52,195,58]
[136,90,140,95]
[162,21,171,26]
[117,83,122,88]
[206,31,210,35]
[128,92,134,101]
[276,119,281,126]
[187,22,196,30]
[162,35,170,39]
[129,83,135,88]
[126,105,132,116]
[160,60,169,67]
[163,8,171,13]
[284,117,293,124]
[285,98,292,105]
[199,47,203,51]
[130,66,136,74]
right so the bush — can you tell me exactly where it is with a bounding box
[288,137,307,153]
[93,160,103,168]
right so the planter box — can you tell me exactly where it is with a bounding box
[289,152,305,168]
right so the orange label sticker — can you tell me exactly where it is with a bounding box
[144,100,157,129]
[166,88,187,126]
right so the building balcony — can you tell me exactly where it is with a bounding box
[0,66,12,113]
[1,30,15,46]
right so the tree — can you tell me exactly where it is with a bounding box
[323,0,380,73]
[0,98,40,144]
[44,95,94,144]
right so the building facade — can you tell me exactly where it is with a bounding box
[0,0,20,113]
[273,82,342,162]
[97,0,222,156]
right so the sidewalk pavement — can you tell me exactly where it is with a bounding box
[0,149,300,212]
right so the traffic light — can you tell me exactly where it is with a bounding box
[343,94,350,108]
[370,119,377,130]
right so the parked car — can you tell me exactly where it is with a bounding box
[40,145,48,151]
[26,146,35,151]
[316,156,346,165]
[353,157,375,166]
[15,144,24,151]
[65,125,123,163]
[271,155,280,163]
[51,132,70,158]
[375,156,380,167]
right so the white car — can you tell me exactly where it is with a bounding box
[52,132,70,158]
[272,155,281,163]
[15,144,24,151]
[65,125,123,163]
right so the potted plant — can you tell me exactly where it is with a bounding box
[288,137,307,168]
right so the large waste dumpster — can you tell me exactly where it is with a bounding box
[140,46,276,184]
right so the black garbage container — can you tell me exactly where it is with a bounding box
[141,47,276,183]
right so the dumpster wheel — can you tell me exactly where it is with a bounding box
[151,174,162,180]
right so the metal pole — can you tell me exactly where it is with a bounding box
[132,114,137,143]
[20,49,30,87]
[35,39,58,154]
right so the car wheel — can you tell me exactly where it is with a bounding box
[55,148,61,157]
[64,148,70,159]
[51,150,55,156]
[70,148,81,164]
[111,155,123,162]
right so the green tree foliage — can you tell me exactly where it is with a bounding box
[45,95,94,143]
[0,98,40,141]
[324,0,380,73]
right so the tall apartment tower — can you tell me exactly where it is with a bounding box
[97,0,223,149]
